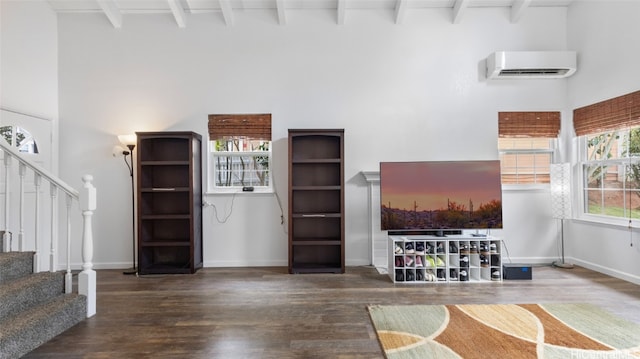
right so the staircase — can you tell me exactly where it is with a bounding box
[0,250,87,358]
[0,136,97,358]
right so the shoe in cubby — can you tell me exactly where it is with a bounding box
[490,242,498,253]
[436,242,445,254]
[436,269,446,281]
[416,269,424,281]
[459,255,469,267]
[480,254,490,268]
[406,270,415,281]
[460,242,470,254]
[425,256,436,268]
[395,256,404,268]
[459,270,469,281]
[426,242,435,254]
[436,256,445,267]
[405,255,414,267]
[479,242,490,255]
[415,242,425,255]
[395,269,404,282]
[449,241,459,253]
[425,269,436,282]
[395,242,404,254]
[470,242,479,254]
[491,270,501,281]
[449,268,458,281]
[415,256,424,267]
[405,242,415,254]
[491,254,500,267]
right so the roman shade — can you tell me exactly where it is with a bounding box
[498,112,561,138]
[208,113,272,141]
[573,90,640,136]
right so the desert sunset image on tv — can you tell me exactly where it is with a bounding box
[380,161,503,231]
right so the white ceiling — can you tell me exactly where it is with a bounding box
[47,0,575,28]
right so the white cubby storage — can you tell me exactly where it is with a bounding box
[388,235,502,283]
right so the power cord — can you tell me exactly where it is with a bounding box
[203,191,238,223]
[500,238,512,264]
[271,170,288,235]
[629,219,634,247]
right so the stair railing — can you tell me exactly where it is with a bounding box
[0,140,96,318]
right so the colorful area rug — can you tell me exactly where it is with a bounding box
[368,303,640,358]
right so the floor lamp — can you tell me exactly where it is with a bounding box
[550,163,574,269]
[117,134,137,275]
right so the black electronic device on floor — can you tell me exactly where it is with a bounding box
[503,263,532,280]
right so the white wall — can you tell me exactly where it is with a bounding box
[0,0,59,270]
[566,1,640,284]
[5,1,639,284]
[1,0,58,123]
[54,6,569,269]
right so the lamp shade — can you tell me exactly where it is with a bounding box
[118,134,137,147]
[550,163,572,219]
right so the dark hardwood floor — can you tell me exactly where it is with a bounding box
[23,265,640,359]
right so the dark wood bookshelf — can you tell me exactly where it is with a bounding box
[288,129,344,274]
[136,131,203,274]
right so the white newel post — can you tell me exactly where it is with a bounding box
[78,175,97,318]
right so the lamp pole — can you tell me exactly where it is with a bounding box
[122,144,137,275]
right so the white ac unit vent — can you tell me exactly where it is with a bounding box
[486,51,577,79]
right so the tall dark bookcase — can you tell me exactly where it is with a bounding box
[136,131,203,274]
[288,129,344,274]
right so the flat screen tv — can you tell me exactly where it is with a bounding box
[380,160,503,232]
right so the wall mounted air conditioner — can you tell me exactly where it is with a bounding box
[486,51,577,79]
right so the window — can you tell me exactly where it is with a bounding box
[574,90,640,220]
[498,138,555,184]
[207,114,272,193]
[0,125,39,154]
[497,112,559,185]
[580,128,640,219]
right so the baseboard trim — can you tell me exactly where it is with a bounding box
[569,257,640,285]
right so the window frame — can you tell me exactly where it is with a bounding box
[577,128,640,226]
[206,138,273,194]
[498,137,557,190]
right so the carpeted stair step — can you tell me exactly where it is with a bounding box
[0,271,64,322]
[0,252,34,285]
[0,293,87,359]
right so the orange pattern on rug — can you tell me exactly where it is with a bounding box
[368,303,640,359]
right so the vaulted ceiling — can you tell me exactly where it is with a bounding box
[47,0,574,28]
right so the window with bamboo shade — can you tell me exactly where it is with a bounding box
[497,112,560,185]
[575,90,640,221]
[207,114,272,193]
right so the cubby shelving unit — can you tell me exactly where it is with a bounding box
[388,235,502,283]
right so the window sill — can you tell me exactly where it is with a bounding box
[501,184,549,192]
[573,213,638,229]
[205,188,274,196]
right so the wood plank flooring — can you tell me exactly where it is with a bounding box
[23,265,640,358]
